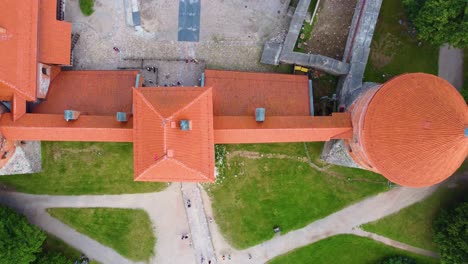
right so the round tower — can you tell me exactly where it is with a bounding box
[346,73,468,187]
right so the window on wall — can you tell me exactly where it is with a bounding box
[41,67,50,76]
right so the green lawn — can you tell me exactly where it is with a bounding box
[268,235,439,264]
[47,208,155,262]
[207,143,388,249]
[364,0,439,83]
[363,184,468,251]
[0,142,167,195]
[43,234,100,264]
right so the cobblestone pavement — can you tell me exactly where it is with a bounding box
[181,183,217,264]
[65,0,292,72]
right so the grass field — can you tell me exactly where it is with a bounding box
[47,208,155,262]
[207,143,388,249]
[363,0,439,83]
[363,183,468,251]
[0,142,167,195]
[43,234,100,264]
[268,235,439,264]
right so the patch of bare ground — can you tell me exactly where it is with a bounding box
[52,145,102,160]
[304,0,357,60]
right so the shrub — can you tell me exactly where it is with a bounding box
[433,202,468,264]
[0,206,46,264]
[379,256,417,264]
[79,0,94,16]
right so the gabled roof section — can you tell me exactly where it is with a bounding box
[133,87,215,182]
[0,0,39,101]
[205,70,310,116]
[33,71,138,115]
[38,0,72,65]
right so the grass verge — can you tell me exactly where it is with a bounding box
[363,0,438,83]
[363,183,468,251]
[0,142,167,195]
[207,143,387,249]
[268,235,439,264]
[47,208,155,262]
[43,234,100,264]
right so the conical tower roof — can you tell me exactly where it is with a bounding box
[359,73,468,187]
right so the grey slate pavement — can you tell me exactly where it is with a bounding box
[438,44,464,90]
[178,0,201,42]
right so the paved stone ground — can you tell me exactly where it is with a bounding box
[66,0,291,72]
[119,59,206,87]
[438,44,464,90]
[181,183,217,264]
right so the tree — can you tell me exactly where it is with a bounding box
[0,206,46,264]
[34,252,70,264]
[433,202,468,263]
[402,0,468,48]
[379,256,416,264]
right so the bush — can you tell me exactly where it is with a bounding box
[34,252,69,264]
[379,256,417,264]
[433,202,468,263]
[79,0,94,16]
[0,206,46,264]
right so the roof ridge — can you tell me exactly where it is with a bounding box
[135,157,210,181]
[133,87,165,121]
[168,87,213,119]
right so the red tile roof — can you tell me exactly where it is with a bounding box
[38,0,72,65]
[205,70,310,116]
[0,0,39,101]
[132,87,214,182]
[213,113,352,144]
[33,71,139,115]
[349,73,468,187]
[0,114,133,142]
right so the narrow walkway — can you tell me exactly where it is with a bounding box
[438,44,464,90]
[350,229,439,258]
[181,183,217,264]
[232,185,438,263]
[0,184,196,264]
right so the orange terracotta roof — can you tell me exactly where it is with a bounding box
[205,70,310,116]
[349,73,468,187]
[38,0,72,65]
[33,71,139,115]
[133,87,215,182]
[0,113,132,142]
[0,0,39,101]
[12,94,26,121]
[213,113,352,144]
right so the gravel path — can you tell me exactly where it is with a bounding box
[350,229,439,258]
[0,181,441,264]
[0,184,196,264]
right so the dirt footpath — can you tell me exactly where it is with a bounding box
[305,0,357,60]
